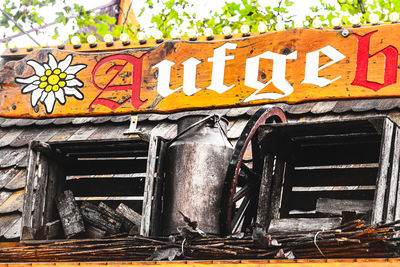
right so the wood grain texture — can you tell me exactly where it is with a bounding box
[3,25,400,118]
[268,217,342,233]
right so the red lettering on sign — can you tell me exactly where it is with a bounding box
[352,31,398,92]
[90,54,148,111]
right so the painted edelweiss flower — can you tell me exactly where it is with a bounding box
[15,53,87,114]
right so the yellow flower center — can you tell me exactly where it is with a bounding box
[48,74,60,85]
[39,68,67,92]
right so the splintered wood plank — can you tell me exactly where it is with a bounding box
[316,198,372,215]
[372,119,394,224]
[56,190,85,238]
[268,217,342,233]
[116,203,142,226]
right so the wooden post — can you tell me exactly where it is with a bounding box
[269,158,286,220]
[256,153,274,228]
[141,135,159,236]
[31,153,49,229]
[21,142,38,240]
[387,126,400,221]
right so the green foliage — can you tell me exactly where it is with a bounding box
[0,0,118,45]
[2,0,400,46]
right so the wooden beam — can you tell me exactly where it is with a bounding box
[316,198,372,216]
[141,135,159,236]
[21,143,38,240]
[268,218,342,233]
[255,154,274,228]
[56,190,85,238]
[372,118,394,224]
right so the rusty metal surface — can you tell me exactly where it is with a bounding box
[163,116,233,235]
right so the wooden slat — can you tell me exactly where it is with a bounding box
[141,135,159,237]
[269,158,285,220]
[32,153,49,228]
[279,163,295,217]
[43,157,65,224]
[256,154,274,228]
[268,217,342,233]
[316,198,373,215]
[21,144,38,240]
[288,190,375,212]
[66,178,145,197]
[387,126,400,221]
[372,119,394,224]
[291,168,378,187]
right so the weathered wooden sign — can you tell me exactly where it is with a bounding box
[1,23,400,118]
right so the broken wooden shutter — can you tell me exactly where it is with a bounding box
[256,117,394,232]
[21,136,162,241]
[21,141,65,240]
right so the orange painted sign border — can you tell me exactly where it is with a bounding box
[2,24,400,118]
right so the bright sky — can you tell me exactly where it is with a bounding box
[0,0,340,54]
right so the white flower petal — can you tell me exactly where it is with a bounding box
[22,84,39,93]
[31,89,44,107]
[55,89,66,104]
[33,80,40,85]
[65,64,86,75]
[43,63,50,70]
[27,60,45,76]
[40,90,47,102]
[58,55,72,72]
[48,54,58,70]
[66,79,83,87]
[65,74,75,80]
[44,91,56,113]
[15,75,39,84]
[64,87,83,99]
